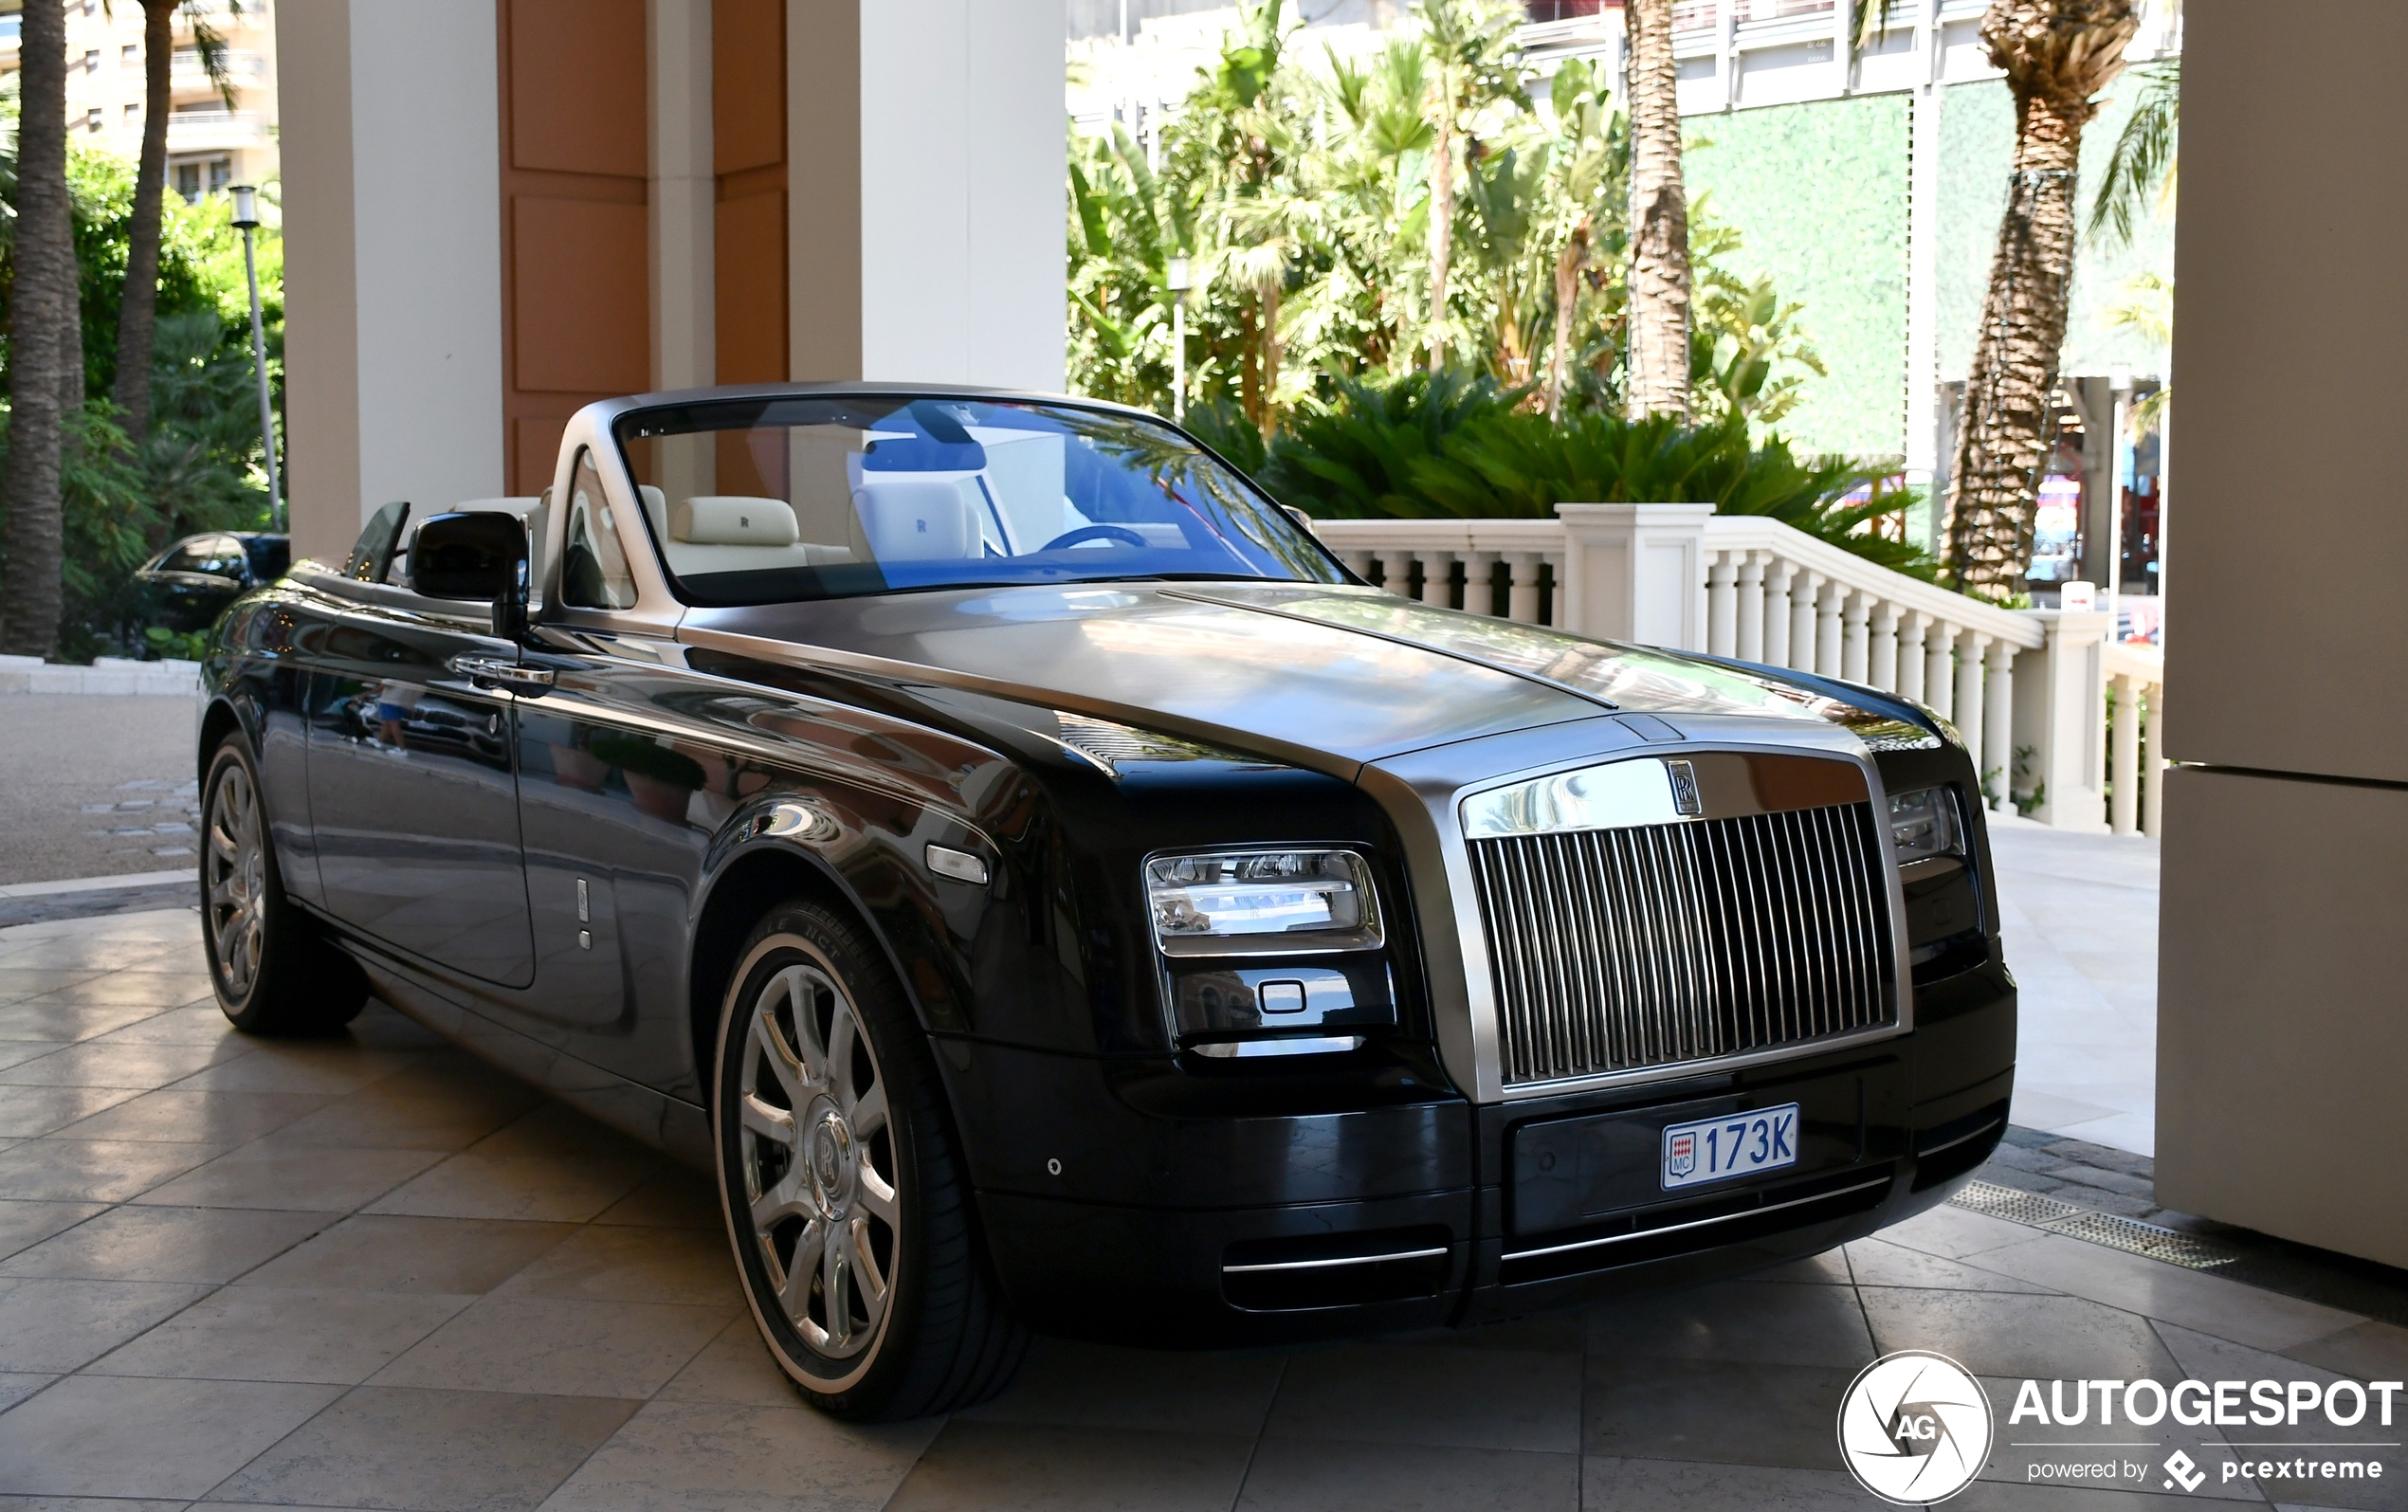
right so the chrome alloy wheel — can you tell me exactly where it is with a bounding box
[205,757,267,1001]
[738,957,899,1359]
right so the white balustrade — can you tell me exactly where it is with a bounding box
[1308,507,2160,833]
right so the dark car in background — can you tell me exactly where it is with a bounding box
[137,531,289,632]
[193,384,2015,1422]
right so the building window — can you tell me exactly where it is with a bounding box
[174,162,202,201]
[83,49,100,73]
[171,156,232,204]
[86,109,103,132]
[122,44,137,64]
[124,103,140,124]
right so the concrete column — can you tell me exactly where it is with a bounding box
[1924,623,1958,720]
[1505,553,1542,624]
[1417,552,1455,609]
[1896,611,1927,702]
[1870,602,1900,692]
[1734,552,1766,662]
[1954,631,1987,788]
[649,0,714,393]
[1461,551,1499,617]
[1552,503,1714,648]
[279,0,506,565]
[1762,560,1796,668]
[1841,592,1871,684]
[2010,610,2109,831]
[1982,639,2016,812]
[1787,571,1820,672]
[1814,580,1844,677]
[2110,672,2142,834]
[2141,684,2164,837]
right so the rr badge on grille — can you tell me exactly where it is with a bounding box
[1664,759,1704,816]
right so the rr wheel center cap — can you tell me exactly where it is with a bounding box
[803,1102,857,1216]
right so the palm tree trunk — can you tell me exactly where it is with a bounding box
[2,0,78,659]
[1942,0,2138,596]
[1623,0,1689,422]
[1427,74,1455,373]
[113,0,177,450]
[1548,217,1592,419]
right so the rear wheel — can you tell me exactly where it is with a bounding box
[202,736,369,1035]
[713,898,1028,1419]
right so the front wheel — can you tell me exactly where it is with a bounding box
[713,898,1028,1419]
[202,735,369,1035]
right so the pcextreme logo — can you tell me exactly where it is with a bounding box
[1836,1351,1995,1504]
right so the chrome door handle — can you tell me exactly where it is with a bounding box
[447,655,556,694]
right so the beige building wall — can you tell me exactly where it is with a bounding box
[2153,0,2408,1268]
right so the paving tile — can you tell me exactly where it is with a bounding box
[0,1372,54,1412]
[2287,1320,2408,1383]
[258,1071,544,1154]
[1875,1203,2046,1261]
[0,1275,216,1373]
[131,1143,444,1212]
[0,1038,251,1089]
[0,1375,343,1501]
[0,938,193,975]
[0,1084,146,1139]
[53,1088,334,1145]
[89,1284,475,1385]
[1952,1485,2221,1511]
[1237,1437,1579,1512]
[0,1497,190,1512]
[653,1316,801,1408]
[537,1398,939,1512]
[1753,1247,1855,1284]
[489,1223,741,1307]
[1392,1312,1587,1355]
[1581,1455,1869,1511]
[370,1294,735,1398]
[592,1168,723,1230]
[0,1000,174,1045]
[962,1336,1286,1436]
[0,971,112,1005]
[0,1138,224,1201]
[0,1200,108,1261]
[88,1003,246,1044]
[0,1041,72,1072]
[235,1213,579,1295]
[170,1046,428,1097]
[1583,1356,1854,1470]
[0,1204,335,1283]
[361,1146,655,1224]
[1268,1340,1582,1452]
[1858,1287,2182,1380]
[1844,1236,2060,1294]
[1972,1233,2366,1353]
[27,973,216,1009]
[885,1420,1251,1512]
[208,1385,638,1512]
[1584,1281,1876,1368]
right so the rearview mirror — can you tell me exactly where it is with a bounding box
[410,511,529,640]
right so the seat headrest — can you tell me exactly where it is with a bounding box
[856,479,977,561]
[638,484,667,539]
[671,496,799,546]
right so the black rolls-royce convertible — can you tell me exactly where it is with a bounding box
[195,385,2014,1419]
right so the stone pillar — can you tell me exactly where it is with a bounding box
[1552,503,1714,648]
[1706,554,1738,656]
[1788,571,1820,672]
[1954,632,1988,790]
[1897,611,1927,703]
[1841,592,1871,683]
[1462,550,1499,617]
[1505,553,1543,624]
[2110,671,2142,834]
[1417,552,1455,609]
[1925,623,1959,720]
[2010,610,2108,831]
[1734,552,1766,662]
[1982,639,2016,813]
[1762,560,1797,668]
[1869,602,1900,692]
[1814,579,1845,676]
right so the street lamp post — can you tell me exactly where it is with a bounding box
[1166,254,1191,424]
[230,186,282,533]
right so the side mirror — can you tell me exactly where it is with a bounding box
[410,511,530,640]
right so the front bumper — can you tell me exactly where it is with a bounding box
[963,956,2015,1347]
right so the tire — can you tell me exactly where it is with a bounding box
[201,735,370,1035]
[712,898,1030,1419]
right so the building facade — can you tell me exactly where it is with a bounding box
[0,0,281,202]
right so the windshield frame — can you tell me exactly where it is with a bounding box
[606,389,1349,609]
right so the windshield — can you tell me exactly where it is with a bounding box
[610,395,1343,606]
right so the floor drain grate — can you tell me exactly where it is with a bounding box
[1947,1180,2244,1271]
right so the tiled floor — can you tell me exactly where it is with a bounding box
[3,908,2402,1512]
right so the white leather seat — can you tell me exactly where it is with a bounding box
[855,479,978,562]
[651,490,855,575]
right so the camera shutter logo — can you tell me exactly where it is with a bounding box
[1836,1350,1994,1504]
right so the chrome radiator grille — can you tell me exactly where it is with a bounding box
[1468,802,1895,1086]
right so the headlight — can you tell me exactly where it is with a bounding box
[1887,785,1963,865]
[1144,848,1382,957]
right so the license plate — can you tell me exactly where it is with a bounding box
[1661,1103,1800,1190]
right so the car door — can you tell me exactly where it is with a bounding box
[302,574,536,988]
[146,534,249,630]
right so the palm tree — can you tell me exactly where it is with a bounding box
[2088,58,2176,247]
[2,0,79,658]
[1622,0,1689,421]
[116,1,237,450]
[1941,0,2139,598]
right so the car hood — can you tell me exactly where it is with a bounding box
[677,581,1896,778]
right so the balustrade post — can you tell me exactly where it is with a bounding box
[2013,610,2110,830]
[2141,684,2164,837]
[1842,592,1872,683]
[1553,503,1714,647]
[1955,631,1988,792]
[1789,571,1821,672]
[1706,554,1739,657]
[1983,639,2016,813]
[1462,551,1500,618]
[1763,560,1797,667]
[1735,552,1766,662]
[1815,579,1845,676]
[1897,612,1927,702]
[1541,555,1565,626]
[2110,671,2142,834]
[1505,553,1542,624]
[1925,623,1958,719]
[1870,603,1901,692]
[1341,550,1375,583]
[1418,551,1455,609]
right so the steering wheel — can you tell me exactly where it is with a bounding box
[1039,524,1151,552]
